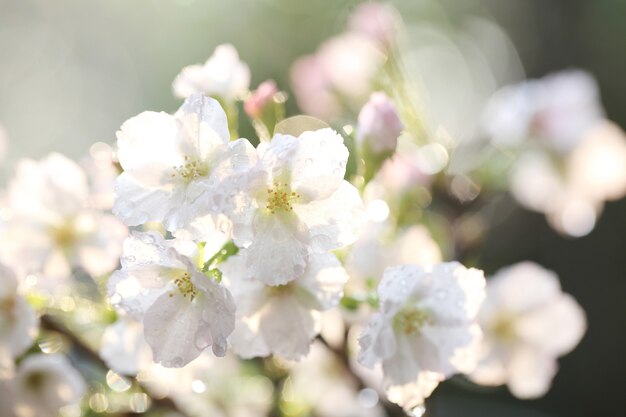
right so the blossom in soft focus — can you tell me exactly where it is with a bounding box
[100,316,153,376]
[4,354,86,417]
[357,92,404,156]
[484,70,604,153]
[138,352,273,417]
[510,120,626,237]
[244,80,279,119]
[347,223,442,289]
[113,93,255,237]
[108,231,235,367]
[568,120,626,202]
[291,33,384,120]
[229,128,365,286]
[286,341,385,417]
[0,153,126,283]
[348,2,400,50]
[0,263,38,377]
[222,251,348,360]
[173,43,251,102]
[358,263,485,408]
[470,262,586,399]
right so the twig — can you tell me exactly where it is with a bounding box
[40,314,190,417]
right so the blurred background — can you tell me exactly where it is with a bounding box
[0,0,624,416]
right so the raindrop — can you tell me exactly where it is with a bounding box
[140,234,155,244]
[129,393,151,413]
[106,370,131,392]
[408,404,426,417]
[435,289,447,299]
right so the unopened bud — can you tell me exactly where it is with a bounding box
[357,92,403,155]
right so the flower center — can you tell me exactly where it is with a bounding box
[492,313,516,341]
[174,272,197,301]
[266,182,300,214]
[394,307,432,335]
[171,156,209,182]
[267,282,295,296]
[51,221,77,249]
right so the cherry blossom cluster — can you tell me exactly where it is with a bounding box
[0,2,599,416]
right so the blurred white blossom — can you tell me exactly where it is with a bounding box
[4,354,86,417]
[108,231,235,367]
[347,223,442,289]
[358,262,485,408]
[0,263,38,378]
[221,251,348,360]
[470,262,586,399]
[100,316,153,376]
[484,70,604,153]
[173,44,251,102]
[0,153,126,283]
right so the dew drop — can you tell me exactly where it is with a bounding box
[435,289,447,299]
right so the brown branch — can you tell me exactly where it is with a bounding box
[40,314,190,417]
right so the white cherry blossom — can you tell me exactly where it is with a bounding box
[230,128,365,286]
[173,44,251,102]
[483,70,604,153]
[113,93,256,236]
[0,263,38,377]
[469,262,586,399]
[347,223,442,287]
[5,354,86,417]
[0,153,126,283]
[358,262,485,408]
[100,316,153,376]
[108,231,235,367]
[221,251,349,361]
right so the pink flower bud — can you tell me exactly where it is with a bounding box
[357,92,403,155]
[244,80,279,119]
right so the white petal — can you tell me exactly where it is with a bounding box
[229,316,271,359]
[358,314,397,368]
[8,153,88,219]
[259,297,319,360]
[488,262,561,314]
[296,252,349,310]
[116,111,179,173]
[143,285,234,368]
[77,213,127,277]
[290,128,349,201]
[507,346,557,399]
[294,181,366,251]
[113,173,179,226]
[419,263,486,324]
[242,212,310,285]
[385,371,443,409]
[100,319,152,376]
[516,293,586,356]
[175,93,230,148]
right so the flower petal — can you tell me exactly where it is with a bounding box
[294,181,366,251]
